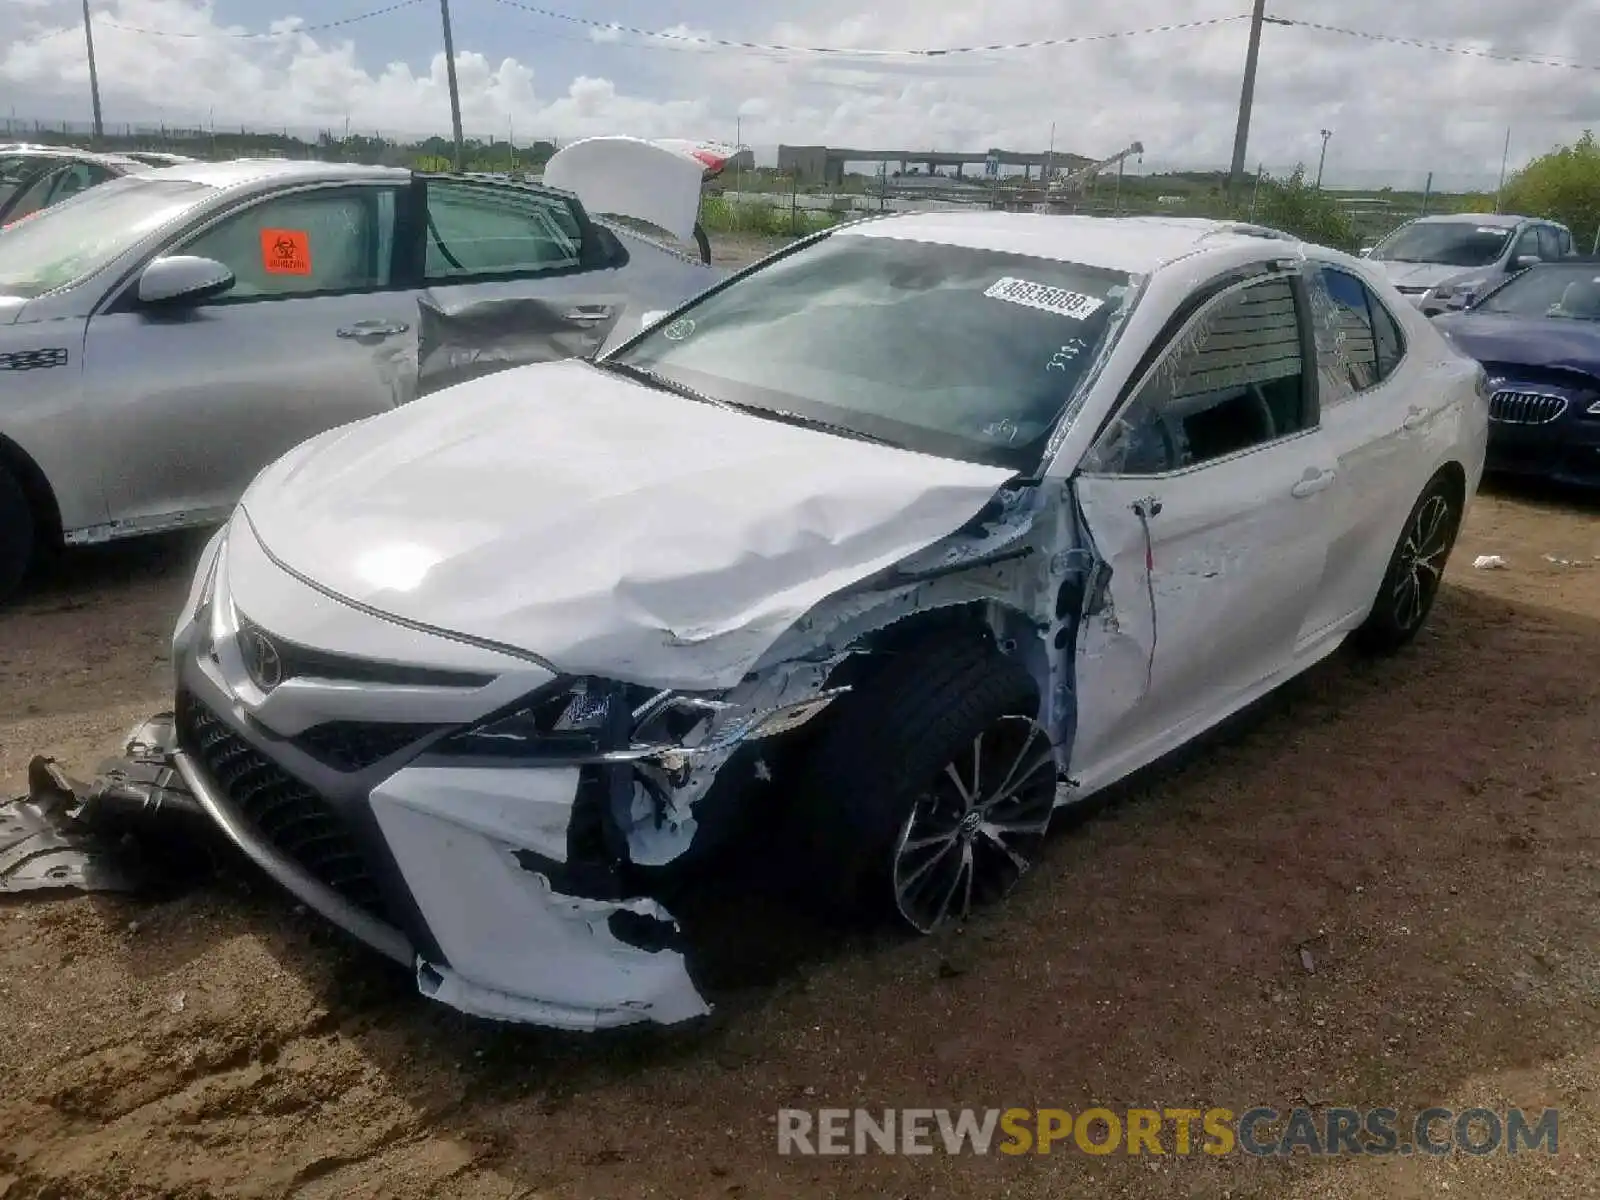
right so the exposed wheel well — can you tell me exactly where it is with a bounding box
[1434,460,1467,513]
[0,434,63,552]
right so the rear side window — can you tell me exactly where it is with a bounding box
[423,181,584,279]
[1537,228,1562,260]
[1308,266,1405,404]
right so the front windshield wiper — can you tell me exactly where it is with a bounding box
[593,360,895,447]
[592,359,738,412]
[723,404,896,447]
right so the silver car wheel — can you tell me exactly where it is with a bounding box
[891,715,1056,934]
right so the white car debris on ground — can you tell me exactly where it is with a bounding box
[9,212,1488,1033]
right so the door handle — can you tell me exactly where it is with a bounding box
[337,320,410,339]
[1402,406,1429,432]
[563,307,612,324]
[1291,468,1337,498]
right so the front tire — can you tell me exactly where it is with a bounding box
[791,636,1057,932]
[0,463,34,605]
[1353,473,1462,654]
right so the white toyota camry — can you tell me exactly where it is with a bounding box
[147,212,1488,1031]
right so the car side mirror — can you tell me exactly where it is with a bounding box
[1358,246,1373,257]
[137,255,234,305]
[1514,254,1540,269]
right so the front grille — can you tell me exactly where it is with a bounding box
[1491,390,1568,425]
[178,694,390,922]
[295,721,442,772]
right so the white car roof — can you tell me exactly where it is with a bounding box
[836,212,1301,276]
[151,158,410,189]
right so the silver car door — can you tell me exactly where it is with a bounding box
[81,180,416,532]
[415,178,641,371]
[1067,273,1339,794]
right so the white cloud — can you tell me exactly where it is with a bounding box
[1,0,1594,189]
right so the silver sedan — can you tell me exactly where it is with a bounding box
[0,158,722,600]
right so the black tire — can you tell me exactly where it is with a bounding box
[789,635,1057,932]
[1352,472,1462,655]
[0,463,34,606]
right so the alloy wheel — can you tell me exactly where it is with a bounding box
[1392,493,1453,632]
[891,715,1057,934]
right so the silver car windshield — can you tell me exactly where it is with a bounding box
[603,231,1136,471]
[0,176,215,299]
[1370,221,1512,268]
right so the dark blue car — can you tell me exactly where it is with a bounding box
[1433,259,1600,488]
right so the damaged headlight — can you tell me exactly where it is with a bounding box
[439,676,848,766]
[445,678,636,760]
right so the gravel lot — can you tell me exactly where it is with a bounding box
[2,247,1598,1197]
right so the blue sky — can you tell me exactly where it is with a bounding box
[2,0,1595,189]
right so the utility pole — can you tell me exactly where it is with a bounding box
[438,0,465,170]
[1315,129,1332,189]
[81,0,104,144]
[1494,127,1511,213]
[1226,0,1268,203]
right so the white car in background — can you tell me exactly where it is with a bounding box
[1365,212,1576,316]
[135,213,1487,1031]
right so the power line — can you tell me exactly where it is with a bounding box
[92,0,425,39]
[489,1,1247,57]
[1266,16,1600,72]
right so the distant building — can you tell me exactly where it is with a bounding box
[778,143,1090,187]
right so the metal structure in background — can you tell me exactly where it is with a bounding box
[1495,127,1512,214]
[438,0,465,171]
[1226,0,1268,201]
[79,0,103,144]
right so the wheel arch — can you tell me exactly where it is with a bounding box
[0,431,63,550]
[1433,458,1467,512]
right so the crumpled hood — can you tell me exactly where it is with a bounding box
[1375,261,1482,291]
[1433,312,1600,376]
[240,359,1016,690]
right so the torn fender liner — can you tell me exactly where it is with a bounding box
[1,731,213,895]
[415,292,625,399]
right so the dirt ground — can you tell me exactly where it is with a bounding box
[1,479,1596,1199]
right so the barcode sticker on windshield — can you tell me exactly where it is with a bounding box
[985,277,1104,320]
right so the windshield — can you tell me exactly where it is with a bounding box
[1370,221,1512,267]
[0,154,43,208]
[0,175,214,299]
[1476,264,1600,320]
[604,231,1135,469]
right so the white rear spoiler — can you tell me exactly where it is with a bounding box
[542,136,739,245]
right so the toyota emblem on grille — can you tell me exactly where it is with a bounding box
[240,627,284,691]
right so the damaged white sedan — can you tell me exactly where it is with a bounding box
[140,213,1487,1030]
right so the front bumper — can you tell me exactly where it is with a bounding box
[1486,418,1600,488]
[163,529,712,1031]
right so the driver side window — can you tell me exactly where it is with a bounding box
[1086,276,1312,476]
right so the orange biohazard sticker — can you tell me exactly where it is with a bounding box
[260,228,312,275]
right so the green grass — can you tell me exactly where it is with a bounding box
[699,195,840,238]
